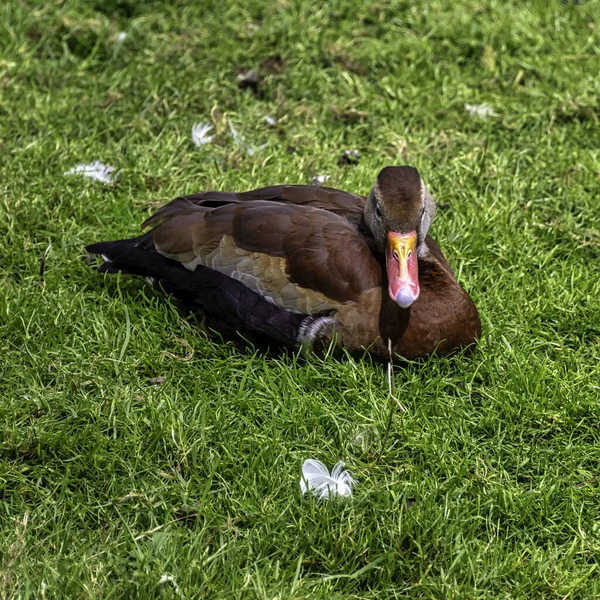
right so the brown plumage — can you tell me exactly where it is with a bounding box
[87,166,481,361]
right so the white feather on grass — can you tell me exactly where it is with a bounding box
[300,459,355,500]
[311,174,330,186]
[191,122,214,146]
[229,123,267,155]
[64,161,119,185]
[464,103,498,119]
[158,574,180,595]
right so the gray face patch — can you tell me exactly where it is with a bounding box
[418,186,436,255]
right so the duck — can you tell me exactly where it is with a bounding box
[87,166,481,361]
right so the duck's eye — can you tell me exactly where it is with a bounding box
[375,204,382,218]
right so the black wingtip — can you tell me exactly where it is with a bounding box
[85,237,150,276]
[86,241,112,256]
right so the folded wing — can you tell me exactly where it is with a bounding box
[149,200,381,316]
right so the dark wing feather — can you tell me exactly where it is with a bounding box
[144,185,366,230]
[151,200,381,313]
[141,192,240,230]
[86,236,311,350]
[239,185,365,224]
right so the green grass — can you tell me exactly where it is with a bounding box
[1,0,600,597]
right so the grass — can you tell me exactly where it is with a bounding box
[1,0,600,597]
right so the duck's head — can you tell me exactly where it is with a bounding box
[364,166,436,309]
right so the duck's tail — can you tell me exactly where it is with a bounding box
[86,236,331,352]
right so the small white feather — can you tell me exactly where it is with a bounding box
[229,123,267,155]
[229,122,244,147]
[64,161,119,185]
[311,174,330,186]
[191,122,214,147]
[464,103,498,119]
[158,574,180,595]
[300,459,354,500]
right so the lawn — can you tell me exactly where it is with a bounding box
[1,0,600,597]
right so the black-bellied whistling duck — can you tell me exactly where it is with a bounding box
[87,166,481,361]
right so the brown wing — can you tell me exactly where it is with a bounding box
[239,185,365,223]
[150,200,381,315]
[142,185,366,231]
